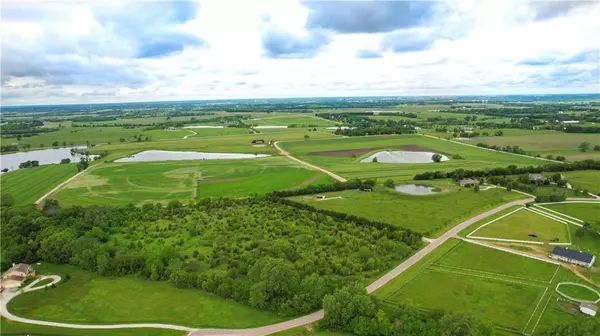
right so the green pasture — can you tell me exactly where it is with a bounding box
[471,208,571,243]
[473,132,600,152]
[54,157,321,206]
[289,182,525,237]
[0,164,78,206]
[0,317,184,336]
[181,127,252,138]
[568,222,600,257]
[8,264,285,328]
[458,206,522,238]
[561,171,600,195]
[542,202,600,223]
[280,134,545,180]
[246,113,337,126]
[92,129,338,162]
[557,283,600,302]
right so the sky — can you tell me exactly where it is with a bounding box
[1,0,599,106]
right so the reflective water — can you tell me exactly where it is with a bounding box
[395,184,440,195]
[1,147,98,173]
[114,150,270,162]
[183,125,224,129]
[361,151,449,163]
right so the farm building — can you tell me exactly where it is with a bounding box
[1,263,34,290]
[579,302,597,317]
[457,179,480,187]
[549,247,595,268]
[251,139,265,144]
[528,173,547,183]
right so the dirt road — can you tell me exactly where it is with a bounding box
[274,141,347,182]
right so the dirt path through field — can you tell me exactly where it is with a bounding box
[274,141,347,182]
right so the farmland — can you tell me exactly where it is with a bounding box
[541,202,600,223]
[289,182,526,237]
[246,113,338,127]
[54,157,321,206]
[0,163,78,206]
[280,134,545,180]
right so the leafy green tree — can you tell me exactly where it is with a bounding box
[579,142,591,152]
[432,153,443,162]
[38,229,77,263]
[384,179,395,188]
[372,157,378,163]
[439,313,492,336]
[77,158,89,172]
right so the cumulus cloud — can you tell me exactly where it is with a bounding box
[527,0,597,21]
[261,28,331,59]
[356,49,383,59]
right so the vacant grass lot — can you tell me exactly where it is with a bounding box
[182,127,252,138]
[543,202,600,223]
[246,113,337,126]
[280,134,545,180]
[0,164,78,206]
[472,208,570,243]
[54,157,319,206]
[8,264,285,328]
[561,170,600,195]
[290,183,525,237]
[0,317,184,336]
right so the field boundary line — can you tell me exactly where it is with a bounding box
[549,265,561,284]
[555,282,600,303]
[427,266,547,288]
[522,286,549,333]
[537,200,600,204]
[462,238,562,265]
[529,294,553,335]
[526,207,582,227]
[533,204,584,223]
[468,235,546,245]
[466,207,523,238]
[431,263,548,285]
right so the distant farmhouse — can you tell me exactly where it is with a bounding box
[549,247,595,268]
[251,139,265,144]
[1,263,34,290]
[457,179,480,187]
[528,173,547,183]
[580,302,598,317]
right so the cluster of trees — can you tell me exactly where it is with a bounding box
[269,178,376,198]
[476,142,534,157]
[18,160,40,169]
[321,283,493,336]
[537,317,600,336]
[0,145,19,153]
[1,197,421,317]
[414,160,600,181]
[565,125,600,134]
[1,120,58,138]
[578,142,600,152]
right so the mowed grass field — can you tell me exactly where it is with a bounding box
[182,127,252,138]
[8,264,285,328]
[280,134,545,180]
[246,113,338,126]
[541,202,600,223]
[54,157,322,206]
[0,164,78,206]
[375,239,559,333]
[561,170,600,195]
[0,317,184,336]
[289,182,526,237]
[471,208,571,244]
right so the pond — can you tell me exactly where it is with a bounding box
[114,150,270,163]
[0,147,99,173]
[252,126,288,129]
[395,184,441,195]
[183,125,224,129]
[361,151,449,163]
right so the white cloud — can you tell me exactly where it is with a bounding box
[1,0,599,105]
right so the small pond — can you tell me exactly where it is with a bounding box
[114,150,270,163]
[395,184,441,195]
[1,147,99,173]
[252,126,288,129]
[183,125,224,129]
[361,151,449,163]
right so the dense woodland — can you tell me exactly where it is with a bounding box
[1,197,421,316]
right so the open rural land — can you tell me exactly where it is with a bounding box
[1,1,600,335]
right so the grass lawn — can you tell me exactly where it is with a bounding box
[557,283,600,302]
[54,157,320,206]
[280,134,545,180]
[0,317,184,336]
[181,127,252,138]
[384,269,545,331]
[0,164,78,206]
[471,208,571,244]
[8,264,285,328]
[289,182,526,237]
[542,202,600,223]
[434,241,559,282]
[246,114,337,127]
[472,132,600,152]
[271,325,352,336]
[30,277,55,288]
[561,170,600,195]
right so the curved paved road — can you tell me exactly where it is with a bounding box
[274,141,347,182]
[1,198,533,335]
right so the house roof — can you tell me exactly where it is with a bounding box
[580,302,598,312]
[12,263,32,273]
[551,247,594,263]
[529,173,546,180]
[5,275,25,282]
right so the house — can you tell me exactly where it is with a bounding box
[529,173,547,183]
[580,302,597,317]
[549,247,595,268]
[1,263,34,290]
[316,195,326,200]
[251,139,265,144]
[457,179,480,187]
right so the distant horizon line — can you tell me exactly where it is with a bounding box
[2,92,600,109]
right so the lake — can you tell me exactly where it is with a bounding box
[114,150,270,163]
[1,147,98,173]
[395,184,441,195]
[361,151,449,163]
